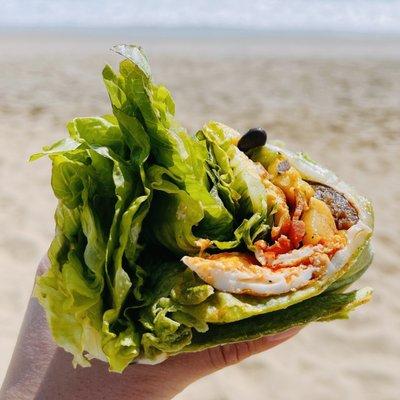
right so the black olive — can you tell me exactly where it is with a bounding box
[237,128,267,153]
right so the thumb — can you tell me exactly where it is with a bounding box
[162,327,301,389]
[200,327,301,371]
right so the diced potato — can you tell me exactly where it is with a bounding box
[302,197,337,245]
[268,157,314,206]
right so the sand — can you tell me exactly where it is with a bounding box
[0,31,399,399]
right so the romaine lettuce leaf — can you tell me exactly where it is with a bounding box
[34,116,151,371]
[184,287,372,352]
[198,121,269,219]
[35,149,110,367]
[103,45,235,252]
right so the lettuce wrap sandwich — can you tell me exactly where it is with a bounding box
[32,45,374,372]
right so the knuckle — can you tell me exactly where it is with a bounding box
[207,346,226,370]
[235,341,254,360]
[208,341,253,369]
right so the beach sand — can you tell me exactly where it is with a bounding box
[0,32,399,399]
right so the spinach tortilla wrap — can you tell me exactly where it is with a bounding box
[32,45,374,372]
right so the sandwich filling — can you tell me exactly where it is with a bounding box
[183,148,365,297]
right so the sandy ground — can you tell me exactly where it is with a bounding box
[0,32,399,399]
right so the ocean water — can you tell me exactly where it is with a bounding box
[2,0,400,33]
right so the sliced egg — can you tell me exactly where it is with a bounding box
[182,252,320,297]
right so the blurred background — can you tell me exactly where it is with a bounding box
[1,1,399,399]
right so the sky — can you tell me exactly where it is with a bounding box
[2,0,400,33]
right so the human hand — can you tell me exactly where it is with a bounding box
[0,257,300,400]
